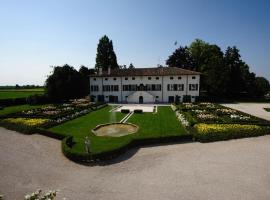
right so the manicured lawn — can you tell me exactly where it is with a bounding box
[0,88,44,99]
[264,108,270,112]
[0,104,44,116]
[128,106,187,139]
[49,106,188,155]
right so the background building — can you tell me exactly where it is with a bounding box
[89,67,200,103]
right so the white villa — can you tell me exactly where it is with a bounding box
[89,67,201,103]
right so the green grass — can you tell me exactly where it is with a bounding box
[264,108,270,112]
[49,106,188,154]
[0,104,44,116]
[0,89,44,99]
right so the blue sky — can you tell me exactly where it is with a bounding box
[0,0,270,85]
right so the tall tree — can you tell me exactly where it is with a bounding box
[189,39,229,96]
[79,65,90,96]
[254,77,270,97]
[224,46,255,97]
[166,46,195,70]
[95,35,118,71]
[45,64,85,101]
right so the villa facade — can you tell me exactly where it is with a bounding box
[89,67,201,103]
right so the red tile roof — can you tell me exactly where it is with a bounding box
[90,67,201,77]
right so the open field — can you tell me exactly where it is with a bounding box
[1,127,270,200]
[0,88,44,99]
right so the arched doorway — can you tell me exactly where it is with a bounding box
[139,96,143,104]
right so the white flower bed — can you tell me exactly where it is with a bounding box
[230,114,250,120]
[175,110,189,127]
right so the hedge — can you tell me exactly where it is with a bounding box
[193,123,270,142]
[121,109,130,113]
[134,109,143,114]
[61,134,193,163]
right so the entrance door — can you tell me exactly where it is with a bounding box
[139,96,143,104]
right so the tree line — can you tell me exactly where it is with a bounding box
[45,36,270,101]
[167,39,270,99]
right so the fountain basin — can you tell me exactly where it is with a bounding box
[92,123,138,137]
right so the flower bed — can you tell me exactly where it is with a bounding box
[2,118,50,127]
[176,102,267,125]
[194,123,270,142]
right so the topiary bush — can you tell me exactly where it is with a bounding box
[121,109,130,113]
[134,109,143,113]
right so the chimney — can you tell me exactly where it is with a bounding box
[98,67,102,75]
[108,66,111,75]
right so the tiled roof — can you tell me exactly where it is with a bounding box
[90,67,201,77]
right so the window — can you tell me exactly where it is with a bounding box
[123,85,137,91]
[90,85,99,92]
[156,77,159,80]
[192,76,196,79]
[178,84,184,91]
[156,84,161,91]
[105,78,108,81]
[132,77,135,80]
[146,84,151,91]
[113,78,117,81]
[114,85,119,91]
[167,84,184,91]
[148,77,152,80]
[125,77,128,80]
[170,77,173,80]
[189,84,198,91]
[178,76,182,80]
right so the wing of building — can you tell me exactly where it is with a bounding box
[89,67,201,103]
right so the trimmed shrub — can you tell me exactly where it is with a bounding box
[134,109,143,113]
[194,123,270,142]
[61,134,193,163]
[0,97,27,106]
[121,109,130,113]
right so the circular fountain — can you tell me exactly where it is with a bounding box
[92,123,139,137]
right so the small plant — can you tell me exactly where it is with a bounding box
[24,189,59,200]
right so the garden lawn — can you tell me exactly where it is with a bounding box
[127,106,188,139]
[49,106,188,155]
[0,89,44,99]
[0,104,44,116]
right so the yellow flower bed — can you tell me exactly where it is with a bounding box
[195,123,262,134]
[194,123,270,142]
[2,118,49,127]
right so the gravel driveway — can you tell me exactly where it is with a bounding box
[1,127,270,200]
[222,103,270,121]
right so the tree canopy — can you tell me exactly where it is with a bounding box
[166,46,195,70]
[45,64,87,101]
[95,35,118,71]
[167,39,270,99]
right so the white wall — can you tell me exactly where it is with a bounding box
[90,74,200,103]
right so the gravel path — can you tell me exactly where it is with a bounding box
[222,103,270,121]
[1,127,270,200]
